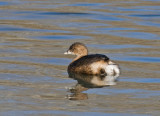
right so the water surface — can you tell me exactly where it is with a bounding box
[0,0,160,116]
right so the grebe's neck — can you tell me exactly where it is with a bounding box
[72,49,88,62]
[73,54,86,62]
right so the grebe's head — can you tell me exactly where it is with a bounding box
[64,42,88,56]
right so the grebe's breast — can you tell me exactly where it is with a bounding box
[68,54,109,74]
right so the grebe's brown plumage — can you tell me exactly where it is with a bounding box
[64,42,120,76]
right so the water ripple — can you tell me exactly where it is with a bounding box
[0,0,160,115]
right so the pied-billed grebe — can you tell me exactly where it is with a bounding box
[64,42,120,76]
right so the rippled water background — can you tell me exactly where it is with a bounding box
[0,0,160,115]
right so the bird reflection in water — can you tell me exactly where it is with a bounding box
[66,72,119,100]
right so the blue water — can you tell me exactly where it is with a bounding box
[0,0,160,116]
